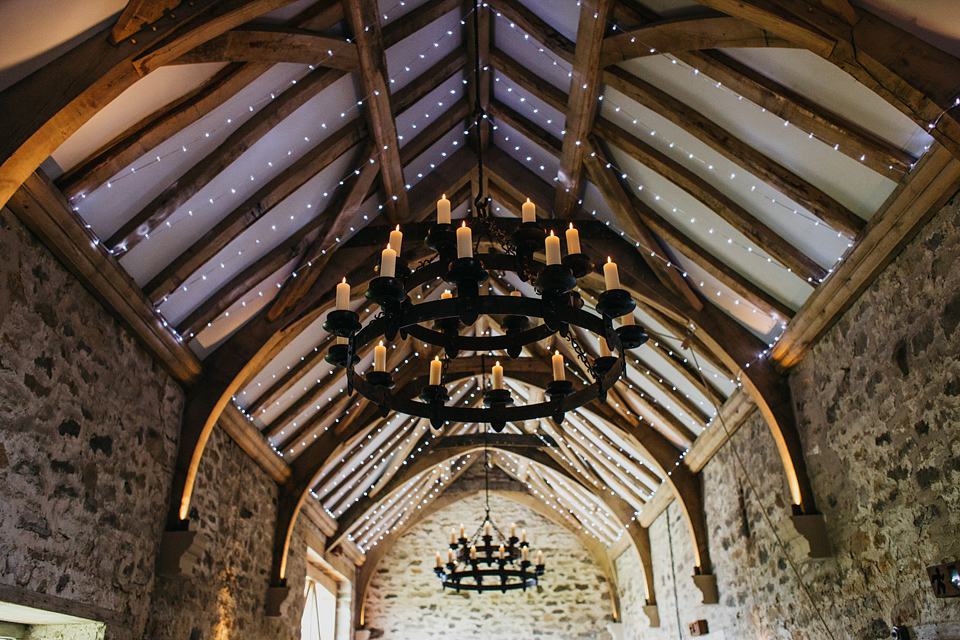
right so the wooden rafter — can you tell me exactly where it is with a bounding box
[594,119,827,283]
[554,0,614,219]
[343,0,408,224]
[601,66,865,237]
[267,145,380,320]
[146,118,367,303]
[110,0,181,44]
[107,66,347,255]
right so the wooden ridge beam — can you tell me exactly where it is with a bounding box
[7,171,202,384]
[595,118,827,283]
[107,66,347,255]
[554,0,615,219]
[146,118,367,303]
[344,0,408,224]
[602,66,864,236]
[600,14,797,68]
[464,0,492,150]
[267,145,380,320]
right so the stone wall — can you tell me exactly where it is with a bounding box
[145,423,309,639]
[0,209,184,638]
[363,493,615,640]
[616,191,960,639]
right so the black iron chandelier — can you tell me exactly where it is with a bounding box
[434,440,545,593]
[321,0,648,432]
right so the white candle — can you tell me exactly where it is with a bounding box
[436,552,442,567]
[510,290,522,297]
[447,549,454,564]
[522,547,529,562]
[521,529,527,543]
[621,312,635,326]
[552,352,565,381]
[599,334,611,357]
[536,550,543,565]
[522,198,536,223]
[380,244,397,278]
[389,225,403,256]
[336,336,347,345]
[484,522,491,536]
[459,523,465,538]
[499,544,505,559]
[566,223,581,254]
[545,231,561,265]
[441,289,453,299]
[456,221,472,258]
[603,257,620,290]
[374,341,387,372]
[470,545,477,560]
[451,529,457,544]
[510,523,516,538]
[492,361,503,390]
[437,194,451,224]
[336,277,350,310]
[429,356,442,385]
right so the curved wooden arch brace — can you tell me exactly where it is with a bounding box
[354,488,624,628]
[314,444,656,606]
[0,0,303,210]
[169,27,360,71]
[588,231,818,515]
[600,15,798,67]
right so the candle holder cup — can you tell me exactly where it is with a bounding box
[616,324,649,349]
[482,388,514,432]
[322,309,361,337]
[325,342,350,367]
[445,257,488,325]
[425,223,457,264]
[536,264,577,295]
[562,252,594,279]
[596,288,636,318]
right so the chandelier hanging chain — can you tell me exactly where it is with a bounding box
[563,330,595,378]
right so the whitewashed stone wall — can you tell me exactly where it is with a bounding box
[364,493,616,639]
[615,190,960,638]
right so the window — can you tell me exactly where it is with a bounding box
[301,573,337,640]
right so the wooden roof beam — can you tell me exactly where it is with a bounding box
[554,0,615,219]
[343,0,408,224]
[146,118,367,303]
[602,66,864,236]
[594,119,827,283]
[267,144,380,320]
[106,66,347,255]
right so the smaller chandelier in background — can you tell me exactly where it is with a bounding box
[435,517,544,593]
